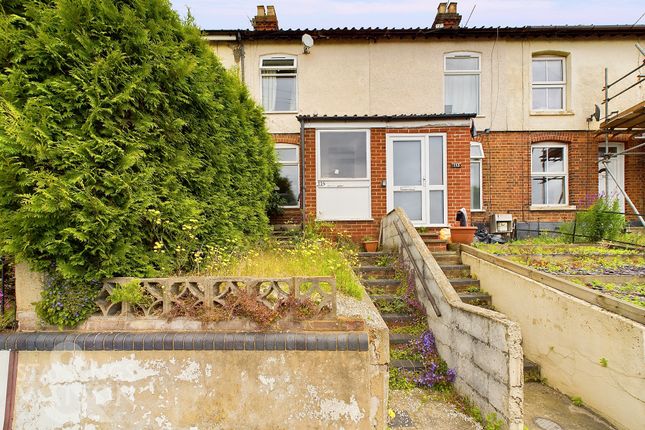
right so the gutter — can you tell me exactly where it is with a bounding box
[236,31,245,84]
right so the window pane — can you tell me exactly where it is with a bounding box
[445,74,479,114]
[532,177,546,205]
[471,161,481,210]
[547,87,563,110]
[532,147,547,173]
[470,142,484,158]
[393,140,422,186]
[546,60,563,82]
[546,147,564,172]
[276,147,298,162]
[278,164,299,205]
[532,88,547,110]
[394,191,422,221]
[532,60,547,82]
[262,76,296,111]
[319,132,367,179]
[262,58,295,68]
[547,177,565,205]
[428,136,444,185]
[446,56,479,71]
[429,190,445,224]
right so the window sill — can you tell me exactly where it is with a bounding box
[265,111,298,115]
[471,209,486,213]
[280,206,301,209]
[529,111,574,116]
[529,205,577,211]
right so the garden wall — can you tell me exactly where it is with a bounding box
[10,267,390,429]
[381,209,524,430]
[461,246,645,430]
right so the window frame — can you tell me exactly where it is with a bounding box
[443,52,481,115]
[260,54,298,113]
[470,142,484,211]
[275,143,300,208]
[531,56,566,112]
[530,142,569,207]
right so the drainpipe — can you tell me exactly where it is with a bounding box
[236,31,245,83]
[299,117,306,230]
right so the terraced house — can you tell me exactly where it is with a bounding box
[205,3,645,239]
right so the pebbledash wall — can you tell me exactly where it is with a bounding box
[273,123,473,241]
[471,131,645,226]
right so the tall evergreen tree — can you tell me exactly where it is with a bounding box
[0,0,277,284]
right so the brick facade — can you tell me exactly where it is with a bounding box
[299,126,472,241]
[471,131,644,226]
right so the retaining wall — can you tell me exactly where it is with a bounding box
[461,246,645,430]
[381,209,524,430]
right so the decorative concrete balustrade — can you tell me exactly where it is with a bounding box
[96,276,337,319]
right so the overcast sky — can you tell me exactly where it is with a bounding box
[169,0,645,30]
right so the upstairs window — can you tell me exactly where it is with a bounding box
[261,55,297,112]
[444,52,480,115]
[531,143,568,206]
[532,57,565,111]
[275,143,299,207]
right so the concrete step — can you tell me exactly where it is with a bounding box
[354,265,396,277]
[418,231,439,239]
[448,278,481,292]
[357,252,395,265]
[363,278,402,290]
[381,313,418,324]
[389,333,417,346]
[439,264,471,278]
[271,224,302,232]
[432,252,461,264]
[391,359,424,372]
[459,292,492,307]
[524,358,541,382]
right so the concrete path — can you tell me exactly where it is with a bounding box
[388,388,481,430]
[524,383,617,430]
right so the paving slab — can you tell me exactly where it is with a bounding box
[388,388,480,430]
[524,382,617,430]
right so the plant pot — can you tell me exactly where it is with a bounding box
[449,226,478,244]
[363,240,378,252]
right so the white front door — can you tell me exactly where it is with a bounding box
[598,143,625,212]
[316,130,371,221]
[386,134,447,226]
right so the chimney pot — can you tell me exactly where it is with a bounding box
[252,4,279,31]
[433,2,461,29]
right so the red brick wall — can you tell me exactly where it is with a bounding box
[624,138,645,222]
[471,131,644,225]
[302,126,472,241]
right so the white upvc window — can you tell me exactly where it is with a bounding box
[261,55,297,112]
[470,142,484,211]
[532,57,565,111]
[531,143,568,206]
[275,143,300,207]
[444,52,480,115]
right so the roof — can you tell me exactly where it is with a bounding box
[204,25,645,41]
[296,113,475,122]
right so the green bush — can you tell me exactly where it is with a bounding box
[0,2,277,296]
[560,198,625,242]
[109,279,150,306]
[35,273,99,328]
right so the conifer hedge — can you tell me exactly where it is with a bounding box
[0,0,277,292]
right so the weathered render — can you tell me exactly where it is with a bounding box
[381,208,524,430]
[461,247,645,430]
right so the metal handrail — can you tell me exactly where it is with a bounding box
[392,220,442,317]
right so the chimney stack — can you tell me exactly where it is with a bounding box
[252,5,279,31]
[433,2,462,29]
